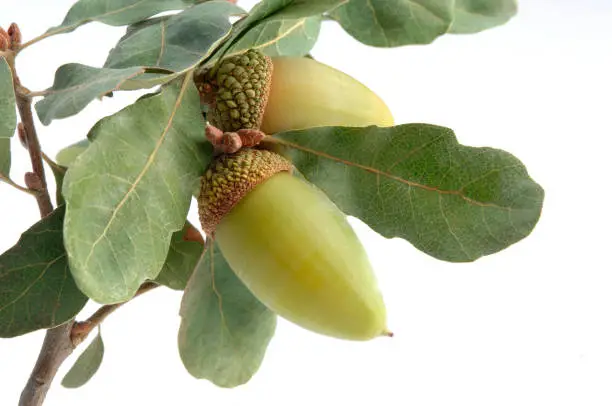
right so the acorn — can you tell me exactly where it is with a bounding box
[199,50,393,134]
[261,56,394,133]
[198,148,389,341]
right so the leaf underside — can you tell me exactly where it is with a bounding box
[61,330,105,389]
[35,64,144,125]
[104,2,243,72]
[0,138,10,175]
[44,0,214,38]
[178,243,276,388]
[0,57,17,139]
[62,76,212,304]
[450,0,518,34]
[155,222,204,290]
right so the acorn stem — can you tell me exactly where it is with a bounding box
[205,124,266,155]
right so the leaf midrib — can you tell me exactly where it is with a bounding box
[0,254,66,313]
[272,137,518,211]
[82,75,191,268]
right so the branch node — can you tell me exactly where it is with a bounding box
[70,321,93,347]
[24,171,43,191]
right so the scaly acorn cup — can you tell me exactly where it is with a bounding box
[200,49,273,132]
[198,148,390,341]
[199,49,393,134]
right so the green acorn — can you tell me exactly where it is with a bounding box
[198,148,389,341]
[261,56,394,133]
[199,50,393,134]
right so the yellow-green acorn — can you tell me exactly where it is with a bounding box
[261,56,394,134]
[202,50,393,134]
[198,149,389,341]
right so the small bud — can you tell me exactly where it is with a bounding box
[7,23,21,49]
[24,172,43,191]
[182,224,205,245]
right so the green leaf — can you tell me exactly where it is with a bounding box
[330,0,454,47]
[270,124,544,262]
[50,163,68,207]
[154,222,204,290]
[104,2,244,72]
[35,64,144,125]
[61,330,105,389]
[227,15,321,58]
[63,76,213,304]
[449,0,517,34]
[0,206,88,338]
[56,139,91,168]
[0,138,10,175]
[248,0,346,20]
[52,139,91,207]
[178,243,276,388]
[206,0,343,66]
[118,71,181,91]
[44,0,213,40]
[0,56,17,139]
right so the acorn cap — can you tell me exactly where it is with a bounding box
[205,49,273,132]
[198,148,292,235]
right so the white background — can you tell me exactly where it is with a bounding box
[2,1,612,405]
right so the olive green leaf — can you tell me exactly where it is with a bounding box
[104,2,244,72]
[329,0,454,47]
[49,163,67,207]
[227,15,322,58]
[0,138,10,175]
[178,243,276,388]
[56,139,91,168]
[247,0,346,21]
[45,139,91,207]
[0,206,88,338]
[61,329,105,389]
[117,72,182,92]
[62,76,213,304]
[270,124,544,263]
[206,0,344,66]
[155,222,204,290]
[34,64,144,125]
[0,56,16,139]
[273,0,347,19]
[449,0,518,34]
[240,0,348,23]
[41,0,213,41]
